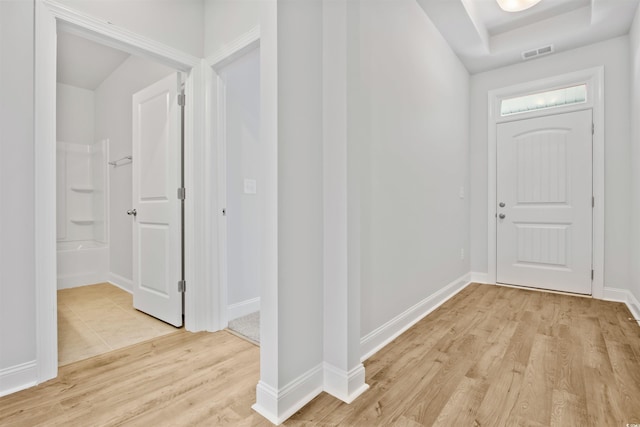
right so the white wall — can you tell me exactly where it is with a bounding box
[469,37,631,291]
[276,0,325,387]
[204,0,260,58]
[94,55,175,288]
[356,0,470,338]
[219,47,262,314]
[56,83,94,145]
[0,0,36,387]
[629,10,640,304]
[57,0,204,58]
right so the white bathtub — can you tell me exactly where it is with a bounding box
[57,240,109,289]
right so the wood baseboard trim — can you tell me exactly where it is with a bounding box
[253,363,323,425]
[470,271,490,284]
[108,272,133,293]
[603,286,640,326]
[360,272,471,362]
[323,362,369,404]
[227,297,260,321]
[0,360,37,397]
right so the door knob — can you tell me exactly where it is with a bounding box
[499,202,506,207]
[499,213,506,219]
[127,209,137,216]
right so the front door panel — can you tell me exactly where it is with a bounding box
[496,109,592,294]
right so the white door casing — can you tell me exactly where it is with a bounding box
[132,72,183,327]
[34,0,206,388]
[496,109,593,294]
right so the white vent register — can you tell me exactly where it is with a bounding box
[522,44,554,60]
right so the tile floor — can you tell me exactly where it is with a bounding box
[57,283,179,366]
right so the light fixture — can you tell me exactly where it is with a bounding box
[496,0,541,12]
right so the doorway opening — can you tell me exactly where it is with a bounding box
[216,46,262,345]
[55,31,183,366]
[35,1,206,384]
[487,67,605,298]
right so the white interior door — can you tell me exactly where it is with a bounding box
[132,73,183,327]
[496,109,592,294]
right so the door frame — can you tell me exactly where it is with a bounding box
[34,0,209,385]
[205,28,261,330]
[487,67,604,298]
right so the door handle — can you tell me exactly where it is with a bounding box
[499,213,506,219]
[499,202,506,207]
[127,209,137,217]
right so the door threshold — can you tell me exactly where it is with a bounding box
[495,282,593,298]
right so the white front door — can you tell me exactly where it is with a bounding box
[132,73,183,327]
[496,109,592,294]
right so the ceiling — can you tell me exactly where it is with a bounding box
[57,0,640,84]
[416,0,640,74]
[57,32,130,90]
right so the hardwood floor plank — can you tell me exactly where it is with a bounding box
[583,366,625,427]
[466,319,518,381]
[431,376,488,426]
[3,284,640,426]
[400,334,483,425]
[604,340,640,423]
[506,334,555,426]
[550,389,588,427]
[581,315,614,371]
[554,324,587,397]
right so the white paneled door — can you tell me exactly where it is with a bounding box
[132,73,183,326]
[496,109,592,294]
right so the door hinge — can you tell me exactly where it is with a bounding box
[592,123,594,135]
[591,269,594,280]
[178,93,185,107]
[178,280,186,293]
[592,196,595,208]
[177,187,186,200]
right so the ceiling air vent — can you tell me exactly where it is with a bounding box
[521,44,554,61]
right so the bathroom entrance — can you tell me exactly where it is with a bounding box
[55,31,183,365]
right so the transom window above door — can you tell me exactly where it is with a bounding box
[500,84,587,117]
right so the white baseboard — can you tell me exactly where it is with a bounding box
[470,271,491,284]
[227,297,261,321]
[603,286,640,326]
[360,272,471,361]
[108,272,133,293]
[0,360,37,397]
[252,364,323,425]
[323,362,369,404]
[57,272,109,290]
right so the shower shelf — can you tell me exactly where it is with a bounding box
[70,219,96,225]
[70,186,94,193]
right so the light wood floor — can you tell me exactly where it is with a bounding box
[2,283,640,426]
[58,283,179,365]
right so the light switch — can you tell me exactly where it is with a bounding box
[244,179,257,194]
[459,186,465,199]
